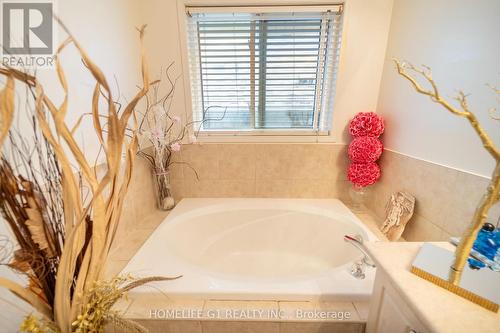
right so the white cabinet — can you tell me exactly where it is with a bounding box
[367,270,428,333]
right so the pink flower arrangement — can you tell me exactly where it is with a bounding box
[348,136,383,163]
[170,142,181,152]
[349,112,385,138]
[347,162,381,187]
[347,112,384,187]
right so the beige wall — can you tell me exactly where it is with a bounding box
[376,0,500,177]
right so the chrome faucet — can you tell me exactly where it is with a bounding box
[344,234,376,279]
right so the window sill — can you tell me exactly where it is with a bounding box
[194,130,336,143]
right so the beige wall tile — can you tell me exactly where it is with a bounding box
[108,227,156,261]
[170,178,188,202]
[131,159,158,222]
[185,179,221,197]
[352,302,370,321]
[288,145,337,180]
[219,180,256,197]
[182,144,220,181]
[104,259,130,279]
[134,320,202,333]
[121,143,363,239]
[137,210,169,230]
[332,145,350,182]
[185,179,255,197]
[255,179,291,198]
[334,180,352,204]
[218,144,256,180]
[369,150,496,241]
[126,296,204,319]
[279,322,364,333]
[202,321,280,333]
[121,192,137,226]
[402,213,447,241]
[288,180,337,198]
[203,300,279,321]
[169,162,185,180]
[487,202,500,226]
[255,144,296,180]
[278,301,360,322]
[442,170,492,236]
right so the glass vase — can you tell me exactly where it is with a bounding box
[152,168,175,211]
[349,184,369,213]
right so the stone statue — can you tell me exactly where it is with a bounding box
[381,191,415,241]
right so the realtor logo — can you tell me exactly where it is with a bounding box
[1,0,55,67]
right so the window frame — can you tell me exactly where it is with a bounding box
[177,1,345,143]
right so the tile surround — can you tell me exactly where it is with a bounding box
[111,143,499,257]
[366,149,500,241]
[172,143,350,200]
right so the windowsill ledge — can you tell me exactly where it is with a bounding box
[194,130,337,143]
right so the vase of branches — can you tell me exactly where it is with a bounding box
[152,168,175,210]
[137,64,194,211]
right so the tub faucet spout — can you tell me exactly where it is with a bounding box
[344,234,376,279]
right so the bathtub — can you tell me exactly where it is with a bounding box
[123,198,378,301]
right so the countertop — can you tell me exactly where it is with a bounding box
[365,241,500,333]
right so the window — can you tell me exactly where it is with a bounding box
[185,5,343,134]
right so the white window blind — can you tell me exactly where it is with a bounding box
[186,6,343,133]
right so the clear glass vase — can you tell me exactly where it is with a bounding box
[152,168,175,211]
[349,184,369,213]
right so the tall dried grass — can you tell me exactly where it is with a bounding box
[0,22,170,332]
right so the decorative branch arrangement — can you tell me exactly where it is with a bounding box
[394,59,500,285]
[136,65,227,210]
[0,23,176,332]
[136,63,193,210]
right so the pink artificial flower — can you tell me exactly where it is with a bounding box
[150,127,163,139]
[347,162,381,187]
[172,116,181,123]
[349,112,385,138]
[170,142,181,152]
[348,136,383,163]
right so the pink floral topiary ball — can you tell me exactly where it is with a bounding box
[347,162,381,187]
[348,136,384,163]
[349,112,385,138]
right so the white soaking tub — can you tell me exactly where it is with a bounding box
[123,198,378,301]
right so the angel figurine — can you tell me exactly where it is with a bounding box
[381,191,415,241]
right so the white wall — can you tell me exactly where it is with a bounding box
[39,0,144,164]
[377,0,500,177]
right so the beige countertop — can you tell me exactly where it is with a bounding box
[365,241,500,333]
